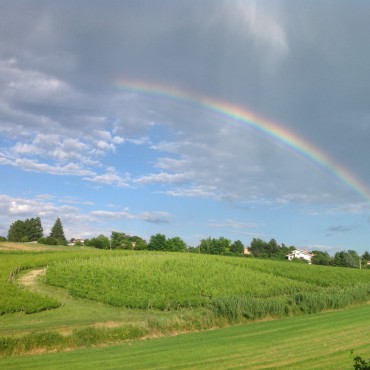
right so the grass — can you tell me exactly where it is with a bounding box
[1,242,370,368]
[0,303,369,369]
[45,253,370,316]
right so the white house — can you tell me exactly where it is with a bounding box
[286,249,315,264]
[243,248,252,255]
[68,238,85,246]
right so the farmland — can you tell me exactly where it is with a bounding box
[1,242,370,368]
[45,253,370,316]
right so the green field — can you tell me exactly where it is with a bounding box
[1,242,370,368]
[1,304,370,369]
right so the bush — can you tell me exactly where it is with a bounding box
[353,350,370,369]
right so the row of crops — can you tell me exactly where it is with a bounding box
[45,252,370,318]
[1,247,370,319]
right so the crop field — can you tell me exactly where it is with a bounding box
[45,253,370,317]
[1,242,370,368]
[0,247,105,315]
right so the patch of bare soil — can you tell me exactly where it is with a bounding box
[18,268,47,286]
[93,321,123,329]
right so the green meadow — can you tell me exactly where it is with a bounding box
[1,242,370,368]
[1,304,370,369]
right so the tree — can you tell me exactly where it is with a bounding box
[199,237,229,255]
[332,250,359,268]
[267,239,279,257]
[49,218,67,245]
[230,240,244,255]
[275,243,294,259]
[311,251,331,266]
[199,237,212,254]
[148,234,167,251]
[166,236,187,252]
[131,236,147,250]
[249,238,268,257]
[25,217,43,241]
[110,231,147,250]
[7,217,43,242]
[87,234,110,249]
[346,250,360,268]
[8,220,25,242]
[111,231,131,249]
[362,251,370,268]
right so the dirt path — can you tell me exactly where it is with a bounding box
[18,268,47,286]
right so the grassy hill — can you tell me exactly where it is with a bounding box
[1,242,370,368]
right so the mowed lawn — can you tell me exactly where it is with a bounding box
[1,303,369,370]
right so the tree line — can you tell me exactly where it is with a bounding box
[3,217,370,268]
[6,217,67,245]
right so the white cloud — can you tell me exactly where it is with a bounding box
[0,194,171,238]
[161,186,220,199]
[84,167,131,188]
[207,219,260,230]
[135,172,194,185]
[90,209,170,224]
[327,203,370,215]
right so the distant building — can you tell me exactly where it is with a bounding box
[68,238,85,246]
[243,248,252,255]
[286,249,315,264]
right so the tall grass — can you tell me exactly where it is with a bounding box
[0,249,104,315]
[0,325,147,356]
[46,253,370,319]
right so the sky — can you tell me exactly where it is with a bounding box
[0,0,370,254]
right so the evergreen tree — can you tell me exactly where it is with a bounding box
[49,218,67,244]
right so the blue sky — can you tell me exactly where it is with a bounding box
[0,1,370,254]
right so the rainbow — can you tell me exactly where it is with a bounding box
[116,79,370,204]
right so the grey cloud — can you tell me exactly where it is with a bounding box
[327,225,354,233]
[90,209,170,224]
[0,1,369,208]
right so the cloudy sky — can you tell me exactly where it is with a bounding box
[1,0,370,253]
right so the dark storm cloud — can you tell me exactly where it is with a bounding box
[0,0,369,204]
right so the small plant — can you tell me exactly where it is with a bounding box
[352,350,370,369]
